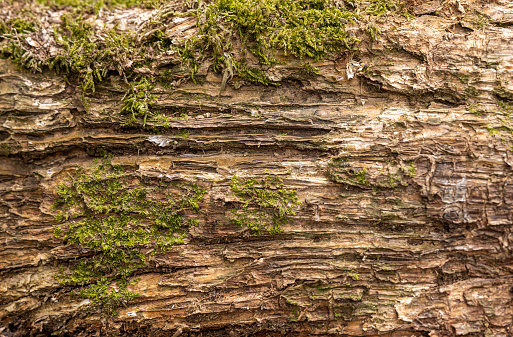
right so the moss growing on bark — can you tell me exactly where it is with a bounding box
[52,15,139,93]
[121,77,157,126]
[53,157,205,313]
[0,13,41,69]
[328,158,415,190]
[181,0,361,85]
[230,175,300,235]
[36,0,164,10]
[0,0,415,115]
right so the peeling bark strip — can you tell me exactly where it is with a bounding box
[1,0,513,336]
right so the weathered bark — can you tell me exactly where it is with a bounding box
[1,1,513,336]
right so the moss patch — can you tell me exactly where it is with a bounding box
[230,175,300,235]
[1,0,414,123]
[328,157,415,190]
[35,0,163,10]
[53,157,205,313]
[180,0,361,85]
[121,77,157,126]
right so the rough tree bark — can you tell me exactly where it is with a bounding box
[1,0,513,336]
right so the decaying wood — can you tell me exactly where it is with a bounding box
[1,0,513,336]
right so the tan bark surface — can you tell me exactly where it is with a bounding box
[1,0,513,336]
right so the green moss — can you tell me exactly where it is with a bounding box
[53,224,62,238]
[301,62,320,76]
[0,13,41,70]
[230,175,300,235]
[485,102,513,151]
[328,164,370,188]
[152,113,172,129]
[224,0,358,60]
[178,112,190,120]
[177,129,190,138]
[121,77,157,126]
[35,0,163,10]
[0,143,11,156]
[467,103,482,116]
[54,15,139,93]
[498,101,513,114]
[355,168,369,185]
[2,12,147,96]
[150,109,190,129]
[53,157,205,313]
[316,284,331,293]
[348,270,359,280]
[0,15,38,35]
[328,158,414,190]
[468,10,490,30]
[1,0,416,115]
[289,307,300,321]
[79,277,139,314]
[487,126,499,136]
[406,162,416,178]
[463,86,481,98]
[366,22,381,42]
[181,0,361,86]
[459,74,469,84]
[194,0,416,78]
[238,65,279,86]
[365,0,407,16]
[349,292,363,301]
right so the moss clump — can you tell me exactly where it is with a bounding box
[0,15,38,36]
[177,129,190,138]
[365,0,407,16]
[316,284,332,293]
[150,108,190,129]
[121,77,157,126]
[348,270,359,280]
[2,11,160,125]
[406,162,416,178]
[2,13,140,93]
[355,168,369,185]
[327,159,371,189]
[1,0,416,118]
[53,157,205,313]
[498,101,513,114]
[467,103,483,116]
[366,22,381,41]
[52,15,139,93]
[238,65,279,86]
[182,0,360,85]
[302,62,320,76]
[181,0,411,86]
[485,101,513,152]
[464,10,491,30]
[35,0,163,10]
[217,0,359,60]
[230,175,300,235]
[0,12,41,69]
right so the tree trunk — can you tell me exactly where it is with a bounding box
[1,1,513,336]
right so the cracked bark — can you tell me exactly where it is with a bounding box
[1,0,513,336]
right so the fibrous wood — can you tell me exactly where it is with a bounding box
[1,1,513,336]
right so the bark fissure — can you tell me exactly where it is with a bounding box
[1,0,513,336]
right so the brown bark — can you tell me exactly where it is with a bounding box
[1,1,513,336]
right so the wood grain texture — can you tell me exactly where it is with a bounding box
[1,1,513,336]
